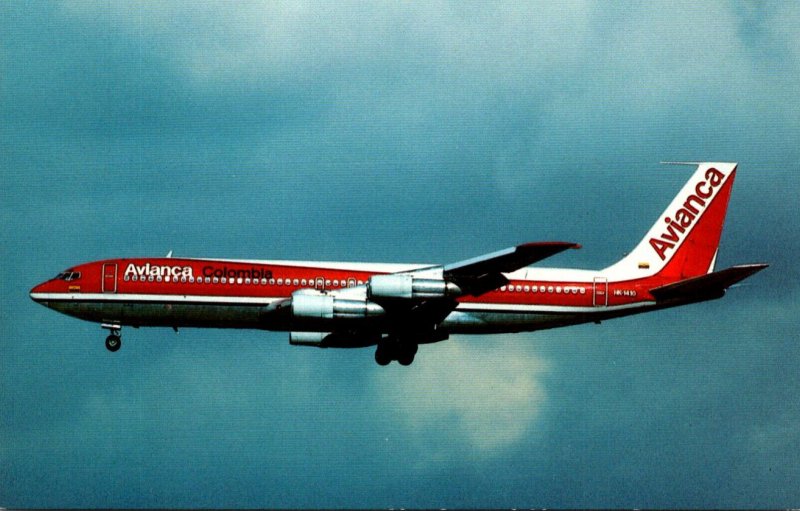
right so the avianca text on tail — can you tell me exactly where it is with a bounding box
[30,162,767,366]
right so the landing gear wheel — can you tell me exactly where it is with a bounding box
[397,353,414,366]
[105,335,121,352]
[374,345,392,366]
[397,343,418,366]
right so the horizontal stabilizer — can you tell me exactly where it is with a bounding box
[650,263,768,301]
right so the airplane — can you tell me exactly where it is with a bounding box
[30,162,767,365]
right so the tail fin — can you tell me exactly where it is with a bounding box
[603,162,737,281]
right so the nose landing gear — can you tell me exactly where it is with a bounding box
[101,323,122,352]
[105,334,121,352]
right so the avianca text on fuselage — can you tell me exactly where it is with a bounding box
[29,162,767,366]
[123,263,193,280]
[123,263,276,281]
[648,167,725,261]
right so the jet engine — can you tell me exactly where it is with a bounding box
[289,331,381,348]
[290,292,385,319]
[368,274,461,300]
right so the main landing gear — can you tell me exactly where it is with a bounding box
[102,323,122,352]
[374,339,418,366]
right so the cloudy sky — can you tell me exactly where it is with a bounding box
[2,1,799,508]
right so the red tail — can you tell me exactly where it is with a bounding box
[604,163,737,282]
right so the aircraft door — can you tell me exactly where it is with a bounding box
[102,263,118,293]
[315,277,325,290]
[593,277,607,306]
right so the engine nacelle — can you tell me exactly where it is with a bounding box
[368,274,461,300]
[289,331,381,348]
[289,331,328,346]
[291,292,385,319]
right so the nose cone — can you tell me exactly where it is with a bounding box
[30,280,52,304]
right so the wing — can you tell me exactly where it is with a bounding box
[443,241,581,296]
[380,241,580,329]
[271,242,580,343]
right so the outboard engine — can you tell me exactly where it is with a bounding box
[368,274,461,300]
[289,331,381,348]
[291,292,385,319]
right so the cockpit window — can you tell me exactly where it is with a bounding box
[56,271,81,281]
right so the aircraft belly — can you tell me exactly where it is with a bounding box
[44,295,654,336]
[442,309,589,334]
[127,303,264,328]
[48,300,265,329]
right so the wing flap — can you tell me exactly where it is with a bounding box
[650,263,768,301]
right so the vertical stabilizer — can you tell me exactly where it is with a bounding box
[603,162,737,281]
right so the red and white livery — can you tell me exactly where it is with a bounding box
[30,162,767,365]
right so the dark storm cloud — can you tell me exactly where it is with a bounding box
[2,1,799,508]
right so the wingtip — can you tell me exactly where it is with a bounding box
[518,241,581,250]
[738,262,769,273]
